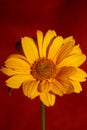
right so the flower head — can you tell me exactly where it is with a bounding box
[1,30,87,106]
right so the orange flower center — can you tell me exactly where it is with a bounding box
[31,59,57,80]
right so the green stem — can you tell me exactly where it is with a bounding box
[41,102,45,130]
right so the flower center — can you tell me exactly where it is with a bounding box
[31,59,57,80]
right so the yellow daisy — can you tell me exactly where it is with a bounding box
[1,30,87,106]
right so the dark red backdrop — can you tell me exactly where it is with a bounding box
[0,0,87,130]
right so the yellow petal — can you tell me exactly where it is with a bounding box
[64,36,75,45]
[8,54,29,62]
[53,79,74,94]
[70,68,87,82]
[37,30,43,58]
[58,54,86,67]
[23,80,39,99]
[50,81,63,96]
[28,80,39,99]
[70,80,82,93]
[1,67,30,76]
[56,66,76,78]
[22,81,29,96]
[47,36,63,60]
[40,92,56,106]
[56,40,74,64]
[59,78,74,94]
[21,37,39,64]
[51,79,64,93]
[38,80,50,92]
[70,44,82,55]
[4,57,30,71]
[43,30,57,57]
[6,75,34,88]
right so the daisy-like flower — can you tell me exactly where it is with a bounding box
[1,30,87,106]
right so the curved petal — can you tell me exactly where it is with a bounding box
[40,92,56,106]
[22,81,29,96]
[60,78,74,94]
[64,36,75,45]
[42,30,57,57]
[70,44,82,55]
[38,80,50,92]
[21,37,39,64]
[4,57,30,71]
[23,80,40,99]
[70,68,87,82]
[6,75,34,88]
[47,36,63,60]
[53,79,74,94]
[56,66,76,78]
[37,30,43,58]
[51,79,64,93]
[58,54,86,68]
[56,40,74,64]
[8,54,29,62]
[70,80,82,93]
[50,81,63,96]
[1,67,30,76]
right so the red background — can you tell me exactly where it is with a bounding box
[0,0,87,130]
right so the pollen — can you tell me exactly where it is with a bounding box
[31,59,57,80]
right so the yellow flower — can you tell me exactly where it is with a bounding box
[1,30,87,106]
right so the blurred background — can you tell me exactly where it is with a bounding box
[0,0,87,130]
